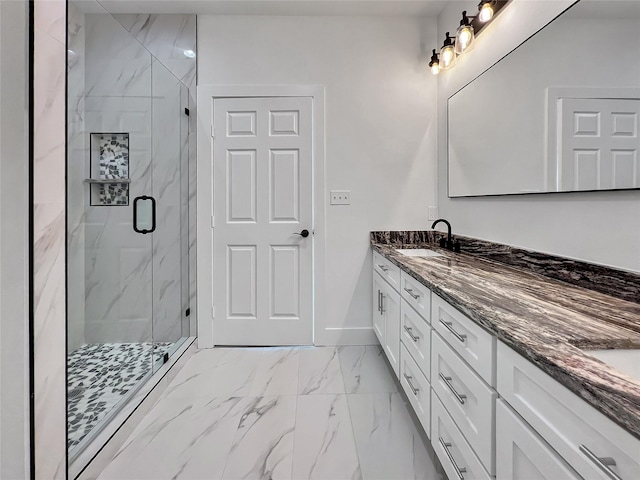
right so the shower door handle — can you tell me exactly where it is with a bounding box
[133,196,156,234]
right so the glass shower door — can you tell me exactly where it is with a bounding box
[67,7,156,454]
[150,58,190,373]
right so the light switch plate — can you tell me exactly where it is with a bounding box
[330,190,351,205]
[428,206,438,220]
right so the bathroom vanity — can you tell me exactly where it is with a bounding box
[371,231,640,480]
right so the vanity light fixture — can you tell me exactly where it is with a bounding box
[428,0,510,73]
[455,11,475,54]
[440,32,457,70]
[429,49,441,75]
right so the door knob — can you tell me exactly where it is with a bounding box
[294,229,310,238]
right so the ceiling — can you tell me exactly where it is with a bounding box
[93,0,449,17]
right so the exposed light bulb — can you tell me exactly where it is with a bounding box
[479,3,494,22]
[428,49,440,75]
[458,28,472,46]
[440,45,456,69]
[440,32,457,70]
[183,49,196,58]
[456,25,475,54]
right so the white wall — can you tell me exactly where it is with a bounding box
[198,15,438,344]
[437,0,640,272]
[0,1,30,477]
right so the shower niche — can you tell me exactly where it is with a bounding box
[88,133,130,206]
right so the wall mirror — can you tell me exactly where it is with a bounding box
[448,0,640,197]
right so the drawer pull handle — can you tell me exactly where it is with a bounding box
[439,319,467,343]
[404,326,420,342]
[579,445,622,480]
[439,373,467,405]
[439,437,467,480]
[377,264,389,272]
[404,287,420,300]
[403,373,420,395]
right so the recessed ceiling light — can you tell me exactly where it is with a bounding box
[183,49,196,59]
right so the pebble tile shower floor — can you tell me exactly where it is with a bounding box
[68,342,172,448]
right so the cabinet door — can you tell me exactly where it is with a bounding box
[372,272,385,345]
[382,281,400,377]
[496,400,580,480]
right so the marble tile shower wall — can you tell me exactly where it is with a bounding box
[68,0,87,353]
[75,12,196,344]
[34,0,67,477]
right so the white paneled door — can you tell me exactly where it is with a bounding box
[213,97,313,345]
[559,97,640,191]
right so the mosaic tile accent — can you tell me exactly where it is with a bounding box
[91,133,129,206]
[67,342,172,450]
[370,231,640,303]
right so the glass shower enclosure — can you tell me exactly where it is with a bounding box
[66,1,191,460]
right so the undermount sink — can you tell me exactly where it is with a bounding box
[395,248,444,258]
[585,349,640,383]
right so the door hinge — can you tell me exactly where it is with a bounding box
[185,307,190,317]
[211,306,215,319]
[211,125,215,138]
[184,107,190,116]
[211,215,215,228]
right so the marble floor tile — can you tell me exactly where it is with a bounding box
[292,394,362,480]
[92,346,443,480]
[298,347,345,395]
[160,348,259,399]
[347,393,443,480]
[97,396,251,480]
[249,348,300,396]
[338,346,398,394]
[222,395,297,480]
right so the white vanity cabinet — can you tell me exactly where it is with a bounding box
[398,269,433,436]
[497,342,640,480]
[430,293,497,477]
[400,298,431,379]
[496,399,581,480]
[372,252,401,376]
[371,249,640,480]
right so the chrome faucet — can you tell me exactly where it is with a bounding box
[431,218,460,252]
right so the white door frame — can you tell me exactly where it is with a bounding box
[196,85,326,348]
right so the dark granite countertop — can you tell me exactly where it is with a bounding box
[371,242,640,439]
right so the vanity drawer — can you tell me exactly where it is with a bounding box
[432,394,492,480]
[400,298,431,380]
[497,342,640,480]
[373,251,400,292]
[432,332,497,475]
[432,294,495,386]
[400,343,430,437]
[400,271,431,321]
[496,399,581,480]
